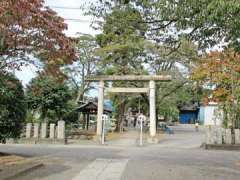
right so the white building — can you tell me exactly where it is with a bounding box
[199,102,223,126]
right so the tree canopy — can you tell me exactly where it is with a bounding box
[90,0,240,52]
[95,6,147,75]
[26,75,72,123]
[90,2,201,127]
[192,49,240,127]
[0,0,75,74]
[64,34,98,103]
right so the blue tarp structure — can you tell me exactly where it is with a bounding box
[179,103,199,124]
[179,111,198,124]
[104,100,115,113]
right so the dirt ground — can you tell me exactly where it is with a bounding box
[0,152,25,167]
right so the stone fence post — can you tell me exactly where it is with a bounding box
[205,127,240,145]
[57,120,65,139]
[41,123,47,138]
[49,123,55,139]
[222,129,226,144]
[225,129,232,144]
[206,126,211,144]
[212,126,218,144]
[216,128,223,144]
[205,126,209,144]
[26,123,32,138]
[33,123,39,138]
[235,129,240,144]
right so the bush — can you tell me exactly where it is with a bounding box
[26,75,72,123]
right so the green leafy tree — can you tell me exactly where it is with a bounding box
[90,0,240,52]
[145,39,200,120]
[146,0,240,52]
[88,1,204,125]
[63,34,98,103]
[95,5,147,131]
[95,6,146,74]
[26,75,72,123]
[0,72,26,142]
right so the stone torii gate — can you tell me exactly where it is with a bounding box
[85,75,171,140]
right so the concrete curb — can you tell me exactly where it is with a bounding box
[202,143,240,151]
[8,138,67,145]
[0,162,43,180]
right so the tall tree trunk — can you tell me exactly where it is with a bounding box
[116,96,125,132]
[75,65,85,104]
[75,84,85,104]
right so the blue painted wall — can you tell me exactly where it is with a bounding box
[179,111,198,124]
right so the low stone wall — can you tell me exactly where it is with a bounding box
[205,126,240,145]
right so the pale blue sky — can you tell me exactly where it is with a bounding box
[16,0,98,86]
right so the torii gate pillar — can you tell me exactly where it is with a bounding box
[149,80,156,137]
[97,80,104,136]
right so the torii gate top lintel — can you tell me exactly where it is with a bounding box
[85,75,172,82]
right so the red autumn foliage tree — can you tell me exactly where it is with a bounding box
[0,0,75,73]
[192,50,240,127]
[192,50,240,104]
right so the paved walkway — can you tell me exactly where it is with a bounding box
[107,130,142,146]
[158,125,205,148]
[72,158,128,180]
